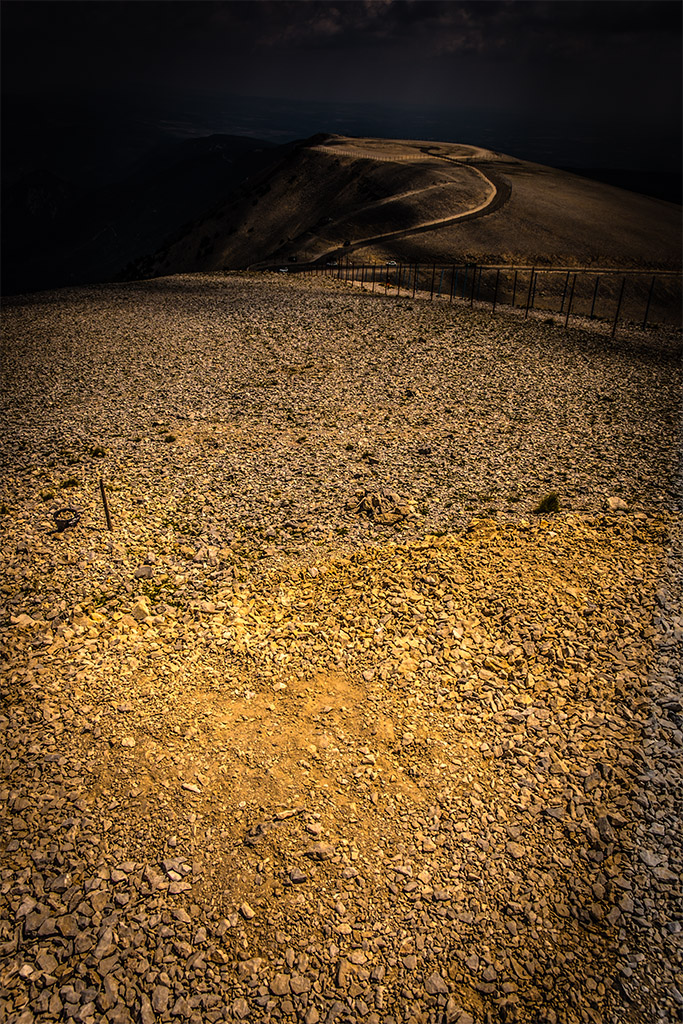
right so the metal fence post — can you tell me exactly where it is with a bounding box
[564,273,576,327]
[511,269,518,307]
[470,264,477,307]
[429,265,436,300]
[611,277,626,337]
[589,275,600,319]
[492,268,500,313]
[524,268,535,319]
[450,267,458,303]
[412,265,417,299]
[560,270,570,313]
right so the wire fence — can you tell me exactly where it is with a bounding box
[286,260,682,337]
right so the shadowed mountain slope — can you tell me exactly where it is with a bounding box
[2,135,278,295]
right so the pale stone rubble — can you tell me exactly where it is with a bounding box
[0,272,681,1024]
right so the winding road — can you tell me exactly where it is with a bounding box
[295,140,510,265]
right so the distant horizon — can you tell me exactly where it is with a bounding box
[4,89,682,195]
[4,1,680,194]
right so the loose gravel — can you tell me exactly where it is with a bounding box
[1,272,681,1024]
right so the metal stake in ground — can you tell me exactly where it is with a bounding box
[589,275,600,319]
[611,277,626,338]
[564,273,577,328]
[642,275,656,329]
[100,478,113,531]
[525,268,537,319]
[559,270,571,313]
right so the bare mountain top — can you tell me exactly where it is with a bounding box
[2,271,681,1023]
[129,134,681,279]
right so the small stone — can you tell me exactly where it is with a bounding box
[336,959,352,987]
[97,974,119,1012]
[444,997,460,1023]
[270,974,291,996]
[107,1004,132,1024]
[37,952,58,975]
[425,970,449,995]
[152,985,171,1013]
[140,995,155,1024]
[238,958,263,980]
[607,496,628,511]
[56,914,78,937]
[233,997,250,1019]
[131,597,151,621]
[93,928,116,960]
[171,995,192,1018]
[506,841,525,860]
[305,842,335,861]
[240,902,255,920]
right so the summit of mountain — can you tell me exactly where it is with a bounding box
[3,133,680,296]
[125,135,681,282]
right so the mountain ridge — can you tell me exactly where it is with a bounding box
[3,133,680,296]
[125,135,681,281]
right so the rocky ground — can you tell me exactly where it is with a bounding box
[1,272,681,1024]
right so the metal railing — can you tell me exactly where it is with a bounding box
[283,260,682,337]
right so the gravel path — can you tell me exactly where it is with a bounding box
[1,273,681,1024]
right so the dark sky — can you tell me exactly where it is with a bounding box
[3,0,682,181]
